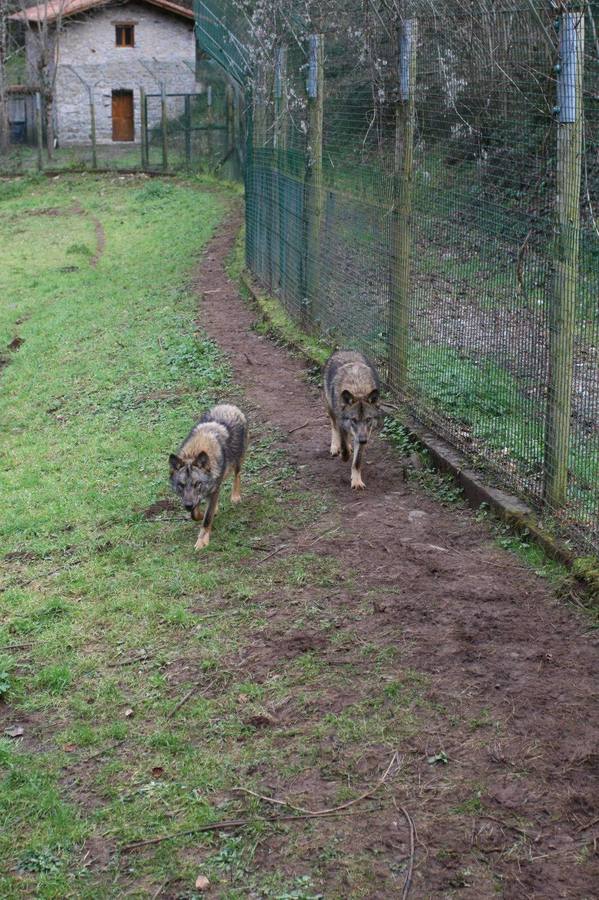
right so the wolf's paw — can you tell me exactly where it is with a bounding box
[230,491,241,504]
[330,445,340,457]
[351,472,366,490]
[194,529,210,551]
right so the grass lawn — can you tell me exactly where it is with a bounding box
[0,174,341,898]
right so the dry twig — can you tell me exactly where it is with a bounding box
[577,815,599,833]
[393,798,416,900]
[166,682,204,719]
[234,750,400,817]
[121,806,383,853]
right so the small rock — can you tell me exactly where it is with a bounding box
[5,725,24,738]
[123,707,134,718]
[195,874,210,892]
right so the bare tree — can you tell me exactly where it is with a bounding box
[17,0,67,158]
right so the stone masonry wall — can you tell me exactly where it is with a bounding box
[52,3,199,144]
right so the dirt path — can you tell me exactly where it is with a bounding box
[196,207,599,898]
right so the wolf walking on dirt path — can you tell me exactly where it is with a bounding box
[195,204,599,897]
[323,349,382,490]
[169,403,247,550]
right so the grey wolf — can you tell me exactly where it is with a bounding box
[323,350,381,489]
[169,403,248,550]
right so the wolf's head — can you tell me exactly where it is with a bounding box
[169,452,216,520]
[339,389,381,445]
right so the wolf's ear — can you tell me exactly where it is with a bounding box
[368,389,380,405]
[169,454,183,471]
[341,389,355,406]
[193,450,211,471]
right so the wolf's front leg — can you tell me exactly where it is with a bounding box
[231,466,242,503]
[194,487,220,550]
[351,441,366,490]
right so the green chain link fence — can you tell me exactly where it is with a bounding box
[196,0,599,556]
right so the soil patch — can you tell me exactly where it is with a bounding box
[142,498,178,519]
[193,206,599,897]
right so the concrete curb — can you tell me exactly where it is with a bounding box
[239,267,599,600]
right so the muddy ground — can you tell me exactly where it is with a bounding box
[193,205,599,899]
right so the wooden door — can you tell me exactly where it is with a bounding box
[112,90,134,141]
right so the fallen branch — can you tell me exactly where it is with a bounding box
[107,652,151,668]
[479,814,534,840]
[0,642,34,651]
[232,787,309,814]
[393,798,416,900]
[234,750,400,817]
[85,739,126,762]
[166,682,203,719]
[254,544,287,565]
[120,805,384,853]
[577,815,599,833]
[287,420,311,434]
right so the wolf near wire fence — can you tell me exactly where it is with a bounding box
[195,0,599,556]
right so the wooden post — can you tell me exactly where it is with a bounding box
[245,85,255,271]
[35,91,43,171]
[225,83,234,177]
[140,86,148,170]
[389,19,417,391]
[184,94,192,167]
[544,10,585,508]
[252,73,268,280]
[206,84,213,161]
[302,33,324,329]
[89,90,97,170]
[274,46,288,294]
[161,83,168,171]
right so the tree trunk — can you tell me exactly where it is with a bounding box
[45,92,54,159]
[0,0,9,155]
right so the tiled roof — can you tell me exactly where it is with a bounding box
[12,0,194,24]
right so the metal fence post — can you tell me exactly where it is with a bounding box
[302,33,324,330]
[274,46,288,295]
[35,91,43,171]
[544,10,585,508]
[140,86,148,170]
[389,18,417,392]
[225,83,234,177]
[185,94,192,167]
[161,83,168,171]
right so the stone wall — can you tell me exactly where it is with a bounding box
[48,2,199,144]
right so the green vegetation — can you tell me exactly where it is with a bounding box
[0,174,438,898]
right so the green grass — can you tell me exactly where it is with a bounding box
[0,174,435,898]
[3,173,584,898]
[0,174,309,896]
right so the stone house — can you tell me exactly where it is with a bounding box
[16,0,200,145]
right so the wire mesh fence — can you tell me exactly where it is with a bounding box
[197,0,599,555]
